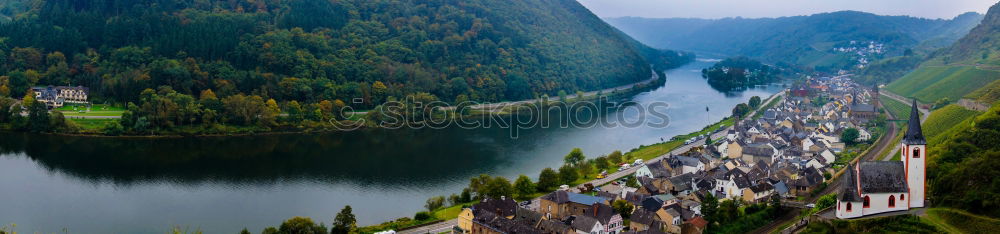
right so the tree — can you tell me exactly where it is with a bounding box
[702,193,719,228]
[749,96,762,109]
[484,176,514,199]
[331,206,356,234]
[451,189,468,204]
[594,157,610,171]
[468,174,492,199]
[732,103,751,118]
[537,168,560,192]
[448,194,461,206]
[425,196,445,211]
[608,150,623,164]
[278,217,328,234]
[27,100,50,132]
[558,165,578,185]
[564,148,585,166]
[577,161,593,178]
[612,200,635,219]
[0,97,14,123]
[718,200,739,224]
[841,128,860,144]
[513,175,535,199]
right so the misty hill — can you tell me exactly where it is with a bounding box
[605,11,983,71]
[0,0,690,105]
[934,2,1000,65]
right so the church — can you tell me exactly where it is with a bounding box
[836,100,925,219]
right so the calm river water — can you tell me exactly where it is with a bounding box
[0,60,781,233]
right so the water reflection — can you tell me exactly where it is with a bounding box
[0,60,783,233]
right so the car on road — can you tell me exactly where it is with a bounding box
[806,203,815,208]
[633,159,643,166]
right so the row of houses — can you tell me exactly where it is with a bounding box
[456,75,879,234]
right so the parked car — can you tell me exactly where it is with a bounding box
[633,159,643,166]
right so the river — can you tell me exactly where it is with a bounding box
[0,60,782,233]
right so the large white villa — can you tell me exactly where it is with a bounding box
[836,100,925,219]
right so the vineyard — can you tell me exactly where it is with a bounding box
[881,94,916,121]
[886,66,1000,103]
[924,104,982,146]
[966,78,1000,103]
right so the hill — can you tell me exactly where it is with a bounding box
[0,0,691,106]
[885,66,1000,103]
[605,11,982,71]
[934,2,1000,65]
[885,2,1000,104]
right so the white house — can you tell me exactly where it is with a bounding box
[571,215,605,234]
[837,102,925,219]
[858,128,872,141]
[633,164,651,178]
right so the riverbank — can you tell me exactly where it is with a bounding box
[365,91,785,233]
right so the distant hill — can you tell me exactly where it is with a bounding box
[886,2,1000,104]
[933,2,1000,65]
[605,11,983,71]
[0,0,691,105]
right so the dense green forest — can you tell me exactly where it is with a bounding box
[605,11,983,71]
[928,103,1000,217]
[0,0,691,106]
[701,56,780,90]
[0,0,693,135]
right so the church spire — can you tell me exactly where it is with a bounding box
[903,99,925,145]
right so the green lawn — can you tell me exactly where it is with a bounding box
[57,104,125,117]
[924,208,1000,234]
[886,66,1000,103]
[804,215,940,233]
[624,117,733,161]
[68,118,116,130]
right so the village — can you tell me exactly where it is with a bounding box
[448,75,898,234]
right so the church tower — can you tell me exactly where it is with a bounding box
[873,84,880,110]
[901,99,926,207]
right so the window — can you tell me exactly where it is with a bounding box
[913,148,921,158]
[889,195,896,208]
[901,194,905,200]
[847,202,852,211]
[863,196,870,208]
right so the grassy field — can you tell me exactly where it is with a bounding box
[57,104,125,117]
[924,208,1000,234]
[881,94,917,121]
[804,215,940,233]
[68,118,116,130]
[886,66,1000,103]
[623,117,734,161]
[922,104,981,145]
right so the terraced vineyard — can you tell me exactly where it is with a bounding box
[881,94,915,121]
[886,66,1000,103]
[924,104,982,145]
[966,78,1000,103]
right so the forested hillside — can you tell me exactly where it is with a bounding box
[0,0,691,106]
[934,2,1000,65]
[605,11,982,71]
[885,2,1000,104]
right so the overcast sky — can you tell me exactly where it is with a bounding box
[577,0,998,19]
